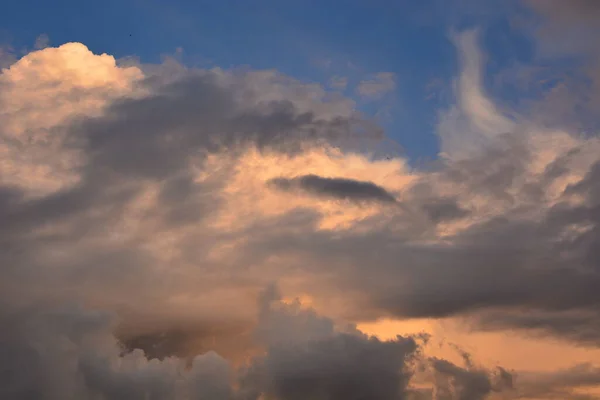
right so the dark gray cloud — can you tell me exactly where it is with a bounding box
[0,303,234,400]
[269,174,397,204]
[256,333,417,400]
[420,198,470,223]
[119,324,255,364]
[0,289,428,400]
[239,287,421,400]
[429,356,516,400]
[430,358,494,400]
[406,344,515,400]
[76,73,357,182]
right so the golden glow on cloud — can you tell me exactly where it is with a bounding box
[2,31,600,399]
[213,146,414,231]
[360,317,600,372]
[0,43,142,195]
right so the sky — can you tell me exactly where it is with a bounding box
[0,0,539,161]
[2,1,600,399]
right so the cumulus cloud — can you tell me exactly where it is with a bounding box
[1,27,600,399]
[0,283,442,400]
[429,358,497,400]
[520,0,600,134]
[241,286,422,400]
[0,42,144,195]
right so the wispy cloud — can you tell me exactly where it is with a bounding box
[329,75,348,90]
[356,72,397,100]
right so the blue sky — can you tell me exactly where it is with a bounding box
[1,0,542,161]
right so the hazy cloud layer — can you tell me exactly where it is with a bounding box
[1,24,600,399]
[356,72,397,100]
[521,0,600,135]
[525,0,600,57]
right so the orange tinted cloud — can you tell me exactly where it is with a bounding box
[1,28,600,399]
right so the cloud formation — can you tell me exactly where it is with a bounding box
[521,0,600,134]
[0,288,428,400]
[329,76,348,90]
[525,0,600,57]
[268,174,398,204]
[356,72,397,100]
[1,24,600,399]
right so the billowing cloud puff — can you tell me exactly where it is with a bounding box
[0,43,143,195]
[1,22,600,399]
[0,289,424,400]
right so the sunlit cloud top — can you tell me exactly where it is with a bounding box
[2,1,600,399]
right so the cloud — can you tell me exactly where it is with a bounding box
[0,32,595,342]
[1,30,600,399]
[521,1,600,134]
[241,287,421,400]
[0,42,371,351]
[0,288,428,400]
[356,72,396,100]
[420,198,470,223]
[429,358,495,400]
[405,343,515,400]
[514,363,600,400]
[437,30,515,159]
[268,174,398,204]
[525,0,600,57]
[329,76,348,90]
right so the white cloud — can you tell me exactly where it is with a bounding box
[437,30,515,160]
[0,42,143,196]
